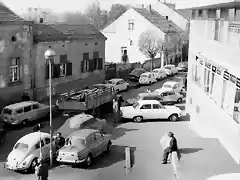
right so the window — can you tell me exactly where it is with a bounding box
[60,63,67,76]
[33,103,40,110]
[130,40,133,46]
[10,57,20,83]
[210,73,222,104]
[168,91,175,96]
[3,108,12,115]
[14,143,28,150]
[194,64,202,85]
[153,104,161,109]
[35,140,44,149]
[140,104,151,109]
[214,20,220,41]
[98,58,103,70]
[191,10,196,19]
[16,108,23,114]
[93,52,99,59]
[128,19,134,30]
[198,10,203,17]
[204,68,211,94]
[24,106,32,112]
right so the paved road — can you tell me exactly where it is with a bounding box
[0,73,186,180]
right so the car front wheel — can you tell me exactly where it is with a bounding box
[133,116,143,123]
[86,154,93,167]
[168,114,178,122]
[177,98,182,103]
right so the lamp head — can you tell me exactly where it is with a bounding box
[44,48,56,60]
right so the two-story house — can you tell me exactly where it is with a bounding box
[177,0,240,163]
[102,6,183,64]
[0,2,34,110]
[33,24,106,100]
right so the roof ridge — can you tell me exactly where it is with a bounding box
[0,1,24,20]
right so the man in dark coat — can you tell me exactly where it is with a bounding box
[55,132,65,150]
[35,157,49,180]
[162,132,178,164]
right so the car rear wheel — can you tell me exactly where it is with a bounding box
[177,98,182,103]
[168,114,178,122]
[86,154,93,167]
[133,116,143,123]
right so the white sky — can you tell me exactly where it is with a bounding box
[2,0,186,13]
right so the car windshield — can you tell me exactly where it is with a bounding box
[2,108,12,115]
[133,102,140,109]
[141,75,147,78]
[163,84,172,88]
[107,81,113,84]
[164,67,171,70]
[14,142,29,150]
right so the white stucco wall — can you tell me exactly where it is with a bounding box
[102,8,165,64]
[153,2,189,30]
[187,19,240,163]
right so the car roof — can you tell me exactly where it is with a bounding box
[17,132,50,147]
[4,101,39,110]
[138,92,159,97]
[68,113,94,124]
[68,129,99,139]
[138,100,160,104]
[155,89,174,93]
[153,68,164,71]
[109,78,123,82]
[163,81,178,85]
[141,72,151,76]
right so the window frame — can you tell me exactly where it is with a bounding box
[60,63,67,77]
[9,57,20,83]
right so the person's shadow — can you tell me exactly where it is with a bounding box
[177,148,203,160]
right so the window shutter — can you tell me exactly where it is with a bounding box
[94,58,98,70]
[53,64,61,78]
[81,60,85,73]
[66,62,72,75]
[45,65,49,79]
[98,58,103,70]
[60,54,67,63]
[89,60,94,72]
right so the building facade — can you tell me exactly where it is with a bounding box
[177,0,240,163]
[102,7,183,64]
[33,24,106,100]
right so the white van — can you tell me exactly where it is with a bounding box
[2,101,51,125]
[153,68,167,80]
[164,65,178,76]
[139,72,157,85]
[161,81,184,93]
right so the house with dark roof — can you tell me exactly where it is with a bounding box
[0,2,35,110]
[102,6,184,64]
[32,23,107,100]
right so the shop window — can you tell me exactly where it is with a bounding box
[233,88,240,123]
[204,68,211,94]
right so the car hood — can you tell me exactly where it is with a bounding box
[126,98,137,105]
[7,149,28,164]
[164,106,181,112]
[59,145,84,154]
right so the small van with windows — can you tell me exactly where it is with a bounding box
[1,101,51,125]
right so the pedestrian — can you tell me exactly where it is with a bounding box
[113,99,119,126]
[35,157,49,180]
[146,88,151,93]
[22,92,30,101]
[117,94,124,111]
[55,132,65,150]
[162,132,178,164]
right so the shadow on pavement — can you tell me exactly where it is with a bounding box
[111,127,138,140]
[179,148,203,154]
[179,113,190,121]
[89,145,128,169]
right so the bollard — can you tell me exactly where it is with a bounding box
[125,146,131,175]
[171,152,180,179]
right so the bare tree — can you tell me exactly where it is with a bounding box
[139,30,163,71]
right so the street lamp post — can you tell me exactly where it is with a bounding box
[161,45,164,68]
[44,47,56,168]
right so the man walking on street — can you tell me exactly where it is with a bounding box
[162,132,178,164]
[35,157,49,180]
[113,99,119,126]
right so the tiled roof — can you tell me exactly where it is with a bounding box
[133,8,183,34]
[0,2,24,21]
[52,24,105,37]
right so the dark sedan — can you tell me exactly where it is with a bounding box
[128,68,147,82]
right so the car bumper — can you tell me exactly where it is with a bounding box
[4,162,28,171]
[56,157,85,164]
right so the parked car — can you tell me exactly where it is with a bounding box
[0,121,7,145]
[106,78,129,93]
[164,65,178,76]
[120,100,182,122]
[177,61,188,72]
[4,132,56,172]
[153,68,167,80]
[56,129,112,167]
[56,113,107,138]
[126,92,163,106]
[128,68,147,82]
[1,101,52,125]
[139,72,157,85]
[154,89,183,104]
[161,81,184,93]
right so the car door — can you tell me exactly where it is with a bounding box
[167,91,176,103]
[23,105,33,121]
[161,92,171,103]
[152,104,168,119]
[34,139,45,158]
[139,104,153,119]
[94,132,105,155]
[32,103,42,120]
[86,134,98,157]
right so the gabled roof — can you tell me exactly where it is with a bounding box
[52,24,106,38]
[162,2,190,20]
[133,8,183,34]
[0,2,24,21]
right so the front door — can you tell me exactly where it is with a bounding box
[94,132,105,155]
[87,134,98,157]
[139,104,153,119]
[152,104,167,119]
